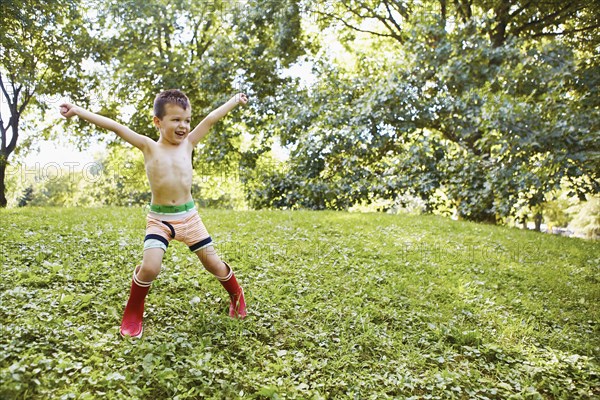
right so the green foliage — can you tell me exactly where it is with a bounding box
[544,201,572,229]
[6,143,252,209]
[5,162,95,207]
[314,0,600,49]
[4,0,598,227]
[0,0,96,206]
[249,4,599,223]
[0,0,94,98]
[17,186,33,207]
[568,196,600,239]
[88,145,150,206]
[87,0,306,172]
[1,208,599,398]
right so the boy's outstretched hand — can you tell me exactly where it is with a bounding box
[235,93,249,106]
[59,103,78,119]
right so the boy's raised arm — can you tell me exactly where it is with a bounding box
[188,93,248,147]
[60,103,150,151]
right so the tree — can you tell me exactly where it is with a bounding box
[258,0,599,221]
[0,0,93,207]
[17,185,33,207]
[89,0,306,175]
[313,0,600,48]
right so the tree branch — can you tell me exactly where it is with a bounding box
[440,0,447,25]
[6,121,19,156]
[529,22,600,37]
[18,86,34,117]
[313,8,404,43]
[513,2,580,36]
[0,119,4,153]
[453,0,472,23]
[0,73,13,109]
[190,19,202,64]
[8,80,21,118]
[509,0,533,18]
[0,74,11,152]
[196,19,215,61]
[382,0,405,34]
[5,82,25,155]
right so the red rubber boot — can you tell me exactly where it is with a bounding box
[217,263,247,319]
[120,266,151,338]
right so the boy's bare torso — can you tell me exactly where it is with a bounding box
[144,140,194,205]
[59,93,247,207]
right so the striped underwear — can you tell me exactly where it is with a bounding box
[144,204,213,252]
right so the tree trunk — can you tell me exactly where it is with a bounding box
[534,212,543,232]
[0,156,7,208]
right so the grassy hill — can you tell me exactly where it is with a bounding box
[1,207,598,399]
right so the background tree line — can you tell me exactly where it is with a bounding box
[2,0,599,234]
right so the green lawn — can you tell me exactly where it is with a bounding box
[1,207,598,399]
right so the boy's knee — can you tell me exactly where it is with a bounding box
[199,253,221,268]
[140,261,162,278]
[204,260,229,277]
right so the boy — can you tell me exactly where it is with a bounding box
[60,90,248,338]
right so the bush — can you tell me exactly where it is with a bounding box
[569,196,600,239]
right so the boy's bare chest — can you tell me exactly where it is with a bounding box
[145,146,193,174]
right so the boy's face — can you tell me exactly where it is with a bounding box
[154,103,192,145]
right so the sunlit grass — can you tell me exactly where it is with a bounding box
[1,207,598,399]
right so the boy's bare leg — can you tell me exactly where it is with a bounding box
[195,246,246,318]
[120,248,164,338]
[138,248,164,282]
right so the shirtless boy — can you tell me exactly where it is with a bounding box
[60,90,248,338]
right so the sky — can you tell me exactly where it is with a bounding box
[22,138,105,167]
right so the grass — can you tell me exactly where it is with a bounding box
[0,207,598,399]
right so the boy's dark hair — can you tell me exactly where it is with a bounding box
[153,89,190,119]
